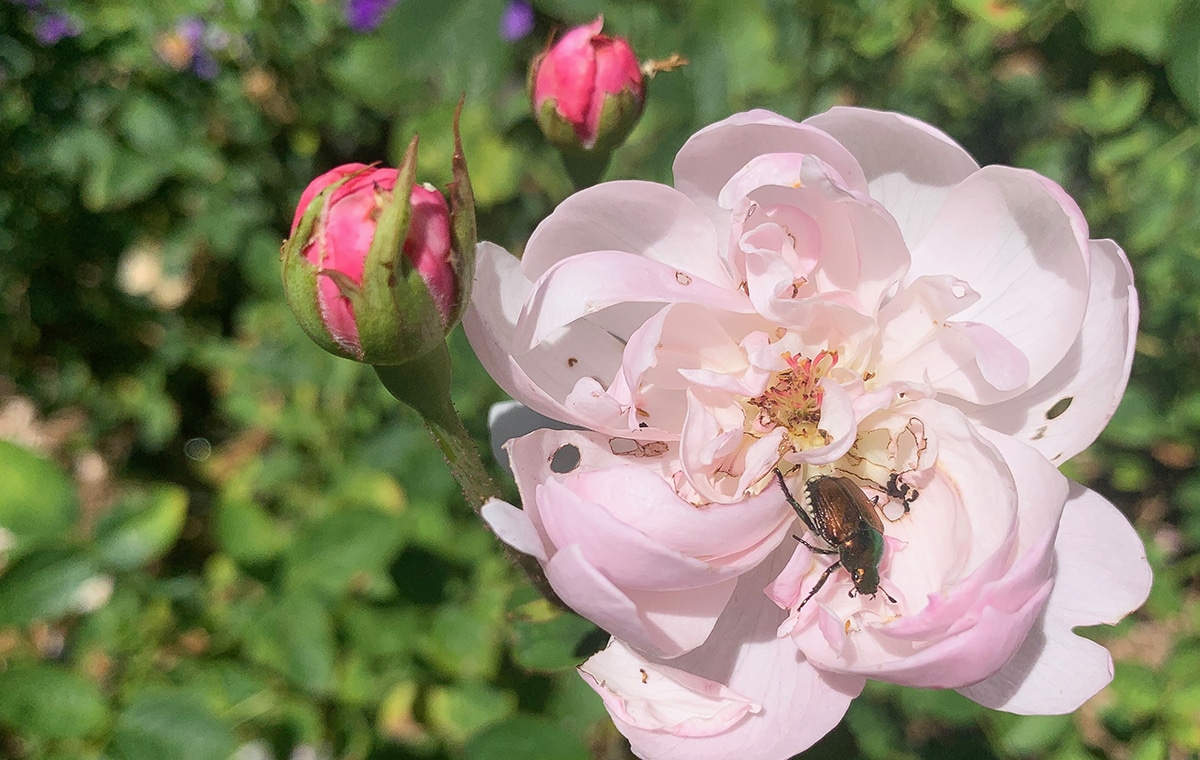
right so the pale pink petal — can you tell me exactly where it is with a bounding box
[545,543,729,658]
[789,402,1070,688]
[486,400,578,476]
[569,465,793,564]
[580,640,761,737]
[480,497,548,561]
[956,239,1138,464]
[908,166,1090,397]
[946,321,1030,392]
[958,484,1151,713]
[673,111,868,231]
[536,478,719,591]
[515,252,753,351]
[463,242,627,424]
[802,107,979,247]
[601,547,865,760]
[521,180,733,288]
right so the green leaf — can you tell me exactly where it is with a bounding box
[243,593,336,695]
[0,663,107,740]
[0,549,98,626]
[510,604,597,673]
[1167,0,1200,115]
[426,681,517,745]
[465,714,590,760]
[1061,73,1152,135]
[93,484,188,571]
[420,604,502,680]
[284,508,405,598]
[112,688,236,760]
[999,714,1074,756]
[1077,0,1175,59]
[214,496,289,565]
[0,440,77,555]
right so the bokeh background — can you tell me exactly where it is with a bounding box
[2,0,1198,758]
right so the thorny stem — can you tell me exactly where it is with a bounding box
[374,345,563,608]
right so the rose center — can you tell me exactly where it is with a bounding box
[747,349,838,453]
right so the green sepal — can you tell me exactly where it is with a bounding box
[447,96,477,330]
[280,170,365,361]
[352,135,445,365]
[535,97,587,154]
[588,86,644,154]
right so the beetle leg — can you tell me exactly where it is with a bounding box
[792,534,837,555]
[775,468,818,534]
[797,560,842,612]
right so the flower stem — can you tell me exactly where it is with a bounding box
[373,345,563,606]
[561,151,611,190]
[374,343,500,507]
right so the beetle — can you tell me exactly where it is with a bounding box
[774,469,897,612]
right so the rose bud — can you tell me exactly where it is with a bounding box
[282,114,476,365]
[530,17,644,155]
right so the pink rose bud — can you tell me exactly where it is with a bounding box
[530,17,644,154]
[282,114,476,365]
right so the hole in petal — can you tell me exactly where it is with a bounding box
[550,444,581,473]
[1046,397,1073,420]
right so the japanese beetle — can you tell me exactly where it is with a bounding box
[774,469,897,612]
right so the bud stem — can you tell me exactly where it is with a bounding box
[374,347,563,608]
[562,151,611,190]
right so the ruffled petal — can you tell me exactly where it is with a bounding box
[907,166,1091,398]
[581,639,761,738]
[480,497,548,561]
[463,242,627,424]
[596,547,865,760]
[545,543,732,658]
[515,251,754,352]
[957,484,1151,713]
[674,110,868,232]
[522,180,732,288]
[802,107,979,248]
[956,239,1137,464]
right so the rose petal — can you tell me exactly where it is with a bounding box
[955,239,1137,464]
[480,497,548,561]
[598,546,865,760]
[580,639,761,737]
[802,107,979,247]
[957,484,1151,713]
[464,242,627,424]
[545,543,731,658]
[487,400,578,475]
[522,180,732,288]
[515,251,754,352]
[907,166,1090,398]
[674,110,868,238]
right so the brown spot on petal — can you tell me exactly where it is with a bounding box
[567,357,578,368]
[640,668,649,683]
[675,272,692,285]
[611,438,668,457]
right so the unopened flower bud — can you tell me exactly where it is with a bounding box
[530,17,644,155]
[282,113,476,365]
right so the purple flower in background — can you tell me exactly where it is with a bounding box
[499,1,534,41]
[176,16,205,45]
[345,0,400,32]
[192,51,219,80]
[34,12,80,45]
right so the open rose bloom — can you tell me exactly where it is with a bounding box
[465,108,1151,759]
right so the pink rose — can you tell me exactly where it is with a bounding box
[530,17,645,153]
[468,108,1150,759]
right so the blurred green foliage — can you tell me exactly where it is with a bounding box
[0,0,1197,758]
